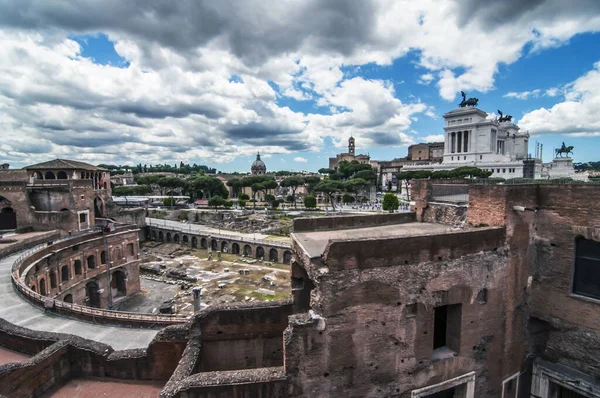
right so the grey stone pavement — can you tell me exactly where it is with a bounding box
[0,251,159,351]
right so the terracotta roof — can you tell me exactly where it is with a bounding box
[23,159,107,171]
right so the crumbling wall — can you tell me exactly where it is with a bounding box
[0,320,188,397]
[422,202,467,227]
[293,212,416,233]
[191,302,292,373]
[322,227,505,271]
[525,185,600,380]
[285,245,520,397]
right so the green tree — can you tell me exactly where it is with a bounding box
[265,194,276,202]
[135,174,166,194]
[226,178,244,197]
[239,193,250,201]
[162,197,176,207]
[303,176,321,194]
[304,195,317,209]
[280,176,305,209]
[241,176,278,208]
[338,160,373,180]
[354,169,377,182]
[208,196,225,209]
[188,174,228,200]
[238,199,247,208]
[285,195,294,203]
[382,193,400,212]
[314,179,345,210]
[318,168,336,175]
[271,199,281,209]
[344,178,370,203]
[342,193,355,203]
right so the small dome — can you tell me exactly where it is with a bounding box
[251,153,267,175]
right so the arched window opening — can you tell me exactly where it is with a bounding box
[269,248,278,263]
[85,281,101,308]
[256,246,265,260]
[50,271,57,289]
[111,270,127,297]
[74,260,82,275]
[87,254,96,270]
[61,265,69,282]
[39,278,47,296]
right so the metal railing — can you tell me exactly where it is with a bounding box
[10,227,188,325]
[431,184,469,204]
[146,218,291,249]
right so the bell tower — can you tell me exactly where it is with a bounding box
[348,136,355,155]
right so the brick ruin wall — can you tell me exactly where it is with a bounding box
[410,179,468,226]
[159,302,293,397]
[285,227,524,397]
[293,212,416,232]
[17,229,141,309]
[0,180,101,233]
[0,318,188,398]
[462,183,600,390]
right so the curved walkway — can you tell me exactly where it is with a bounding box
[0,251,159,351]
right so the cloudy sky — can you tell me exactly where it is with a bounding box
[1,0,600,172]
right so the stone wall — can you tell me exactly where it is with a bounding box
[0,180,97,232]
[322,227,505,271]
[168,367,288,398]
[293,212,416,233]
[18,228,141,308]
[285,245,520,397]
[422,202,467,227]
[192,302,292,373]
[463,183,600,392]
[0,319,188,397]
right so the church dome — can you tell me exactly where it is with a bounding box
[251,153,267,175]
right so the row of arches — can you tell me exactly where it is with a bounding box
[33,270,127,309]
[31,170,107,190]
[30,248,127,297]
[149,229,292,264]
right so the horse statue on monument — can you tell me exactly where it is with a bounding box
[555,142,574,158]
[459,91,479,107]
[497,109,513,123]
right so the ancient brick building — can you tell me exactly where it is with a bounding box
[0,159,111,233]
[1,181,599,397]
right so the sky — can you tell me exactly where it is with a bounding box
[1,0,600,173]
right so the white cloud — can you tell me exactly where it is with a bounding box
[504,89,541,100]
[423,134,444,143]
[519,61,600,136]
[0,0,599,167]
[417,73,434,85]
[294,156,308,162]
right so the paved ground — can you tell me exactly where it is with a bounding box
[114,278,180,314]
[0,346,30,365]
[45,377,164,398]
[0,251,160,351]
[293,222,459,258]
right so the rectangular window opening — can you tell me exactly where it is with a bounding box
[573,238,600,300]
[433,304,462,353]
